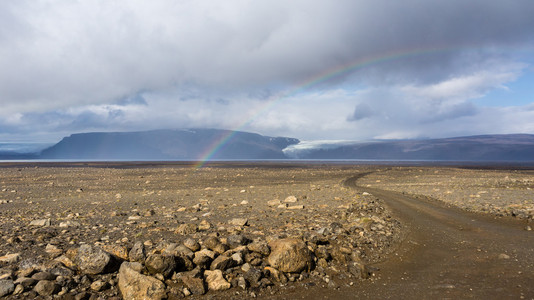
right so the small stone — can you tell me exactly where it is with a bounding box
[241,263,251,273]
[244,268,263,288]
[193,249,215,268]
[13,284,24,295]
[204,270,231,291]
[231,252,244,265]
[247,241,270,256]
[198,220,211,231]
[14,277,36,288]
[31,271,56,281]
[34,280,60,296]
[210,255,236,271]
[0,253,21,264]
[348,261,370,279]
[264,266,288,283]
[238,276,248,290]
[229,218,248,226]
[145,254,176,278]
[287,205,305,210]
[176,223,198,235]
[54,255,76,269]
[498,253,511,260]
[284,196,298,203]
[0,280,15,297]
[183,238,201,252]
[525,226,532,231]
[29,219,51,227]
[182,287,191,296]
[129,241,146,263]
[227,234,249,248]
[101,244,129,261]
[59,220,80,227]
[203,236,228,254]
[90,280,109,292]
[267,199,281,206]
[180,275,206,295]
[45,244,62,257]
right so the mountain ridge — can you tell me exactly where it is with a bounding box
[1,130,534,161]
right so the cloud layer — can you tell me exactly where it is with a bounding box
[1,1,534,141]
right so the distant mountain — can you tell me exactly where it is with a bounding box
[3,132,534,161]
[286,134,534,161]
[39,129,300,160]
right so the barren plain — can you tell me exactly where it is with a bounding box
[0,163,533,299]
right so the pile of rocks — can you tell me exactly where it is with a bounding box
[1,228,376,299]
[0,196,398,299]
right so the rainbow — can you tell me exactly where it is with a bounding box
[194,46,454,168]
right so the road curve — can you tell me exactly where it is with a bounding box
[295,174,534,299]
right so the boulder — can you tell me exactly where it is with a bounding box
[229,218,248,226]
[118,262,166,300]
[75,245,113,275]
[267,238,313,273]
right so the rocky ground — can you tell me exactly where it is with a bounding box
[0,163,401,299]
[358,167,534,222]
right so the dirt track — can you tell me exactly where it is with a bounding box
[298,173,534,299]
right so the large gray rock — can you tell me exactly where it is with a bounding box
[145,254,176,278]
[0,280,14,297]
[75,245,112,275]
[204,270,231,291]
[267,238,313,273]
[118,262,166,300]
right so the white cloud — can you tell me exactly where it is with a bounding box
[1,1,534,141]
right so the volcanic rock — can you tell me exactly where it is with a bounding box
[267,238,314,273]
[204,270,231,291]
[75,244,112,275]
[118,262,166,300]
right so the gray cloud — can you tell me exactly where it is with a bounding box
[1,1,534,141]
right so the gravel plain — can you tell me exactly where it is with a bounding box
[358,167,534,222]
[0,163,401,299]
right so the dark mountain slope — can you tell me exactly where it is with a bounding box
[40,129,300,160]
[295,134,534,161]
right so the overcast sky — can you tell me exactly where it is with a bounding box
[1,0,534,142]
